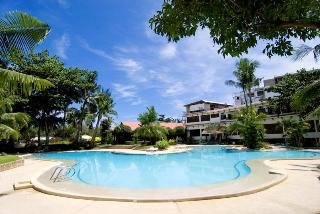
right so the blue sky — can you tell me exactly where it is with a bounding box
[1,0,319,122]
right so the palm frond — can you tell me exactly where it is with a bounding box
[292,80,320,111]
[0,123,19,140]
[0,11,50,55]
[292,44,320,62]
[1,112,30,129]
[0,68,53,95]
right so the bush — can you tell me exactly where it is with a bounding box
[113,124,132,144]
[94,137,101,143]
[168,139,176,145]
[155,140,170,150]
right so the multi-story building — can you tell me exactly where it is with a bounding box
[184,76,319,143]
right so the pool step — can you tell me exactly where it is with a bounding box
[13,180,33,190]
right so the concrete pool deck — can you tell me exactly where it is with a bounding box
[31,159,287,202]
[0,158,319,214]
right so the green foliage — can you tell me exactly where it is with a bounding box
[0,11,50,55]
[155,139,170,150]
[113,124,132,144]
[168,139,176,145]
[225,58,261,106]
[53,126,77,139]
[228,107,265,149]
[0,11,52,94]
[138,106,157,125]
[0,155,19,164]
[268,69,320,115]
[134,122,168,144]
[89,89,116,146]
[100,118,113,144]
[278,118,310,147]
[150,0,320,57]
[293,44,320,62]
[292,80,320,118]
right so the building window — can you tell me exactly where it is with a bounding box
[189,129,200,136]
[257,90,264,96]
[264,124,282,134]
[227,114,233,120]
[211,113,219,118]
[220,114,226,120]
[201,114,210,121]
[187,116,199,123]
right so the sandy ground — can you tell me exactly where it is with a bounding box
[0,158,319,214]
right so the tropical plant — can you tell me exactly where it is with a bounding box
[113,124,132,144]
[292,80,320,118]
[149,0,320,57]
[268,69,320,115]
[225,58,261,106]
[227,107,266,149]
[0,11,52,94]
[100,118,113,144]
[138,106,157,125]
[278,118,310,147]
[90,89,116,146]
[204,123,225,142]
[293,44,320,62]
[0,90,30,140]
[134,122,168,145]
[155,139,170,150]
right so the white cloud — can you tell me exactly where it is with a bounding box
[164,82,185,96]
[160,43,177,59]
[79,39,114,61]
[53,34,70,59]
[115,58,142,73]
[57,0,69,8]
[113,83,144,106]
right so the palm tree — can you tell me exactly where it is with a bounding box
[225,58,261,106]
[292,80,320,145]
[293,44,320,62]
[292,80,320,117]
[0,89,30,140]
[0,11,52,94]
[90,89,116,146]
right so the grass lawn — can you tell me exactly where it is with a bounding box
[0,155,20,164]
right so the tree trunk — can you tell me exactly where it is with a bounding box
[91,114,102,146]
[44,119,49,145]
[242,88,248,107]
[248,88,253,106]
[37,121,41,146]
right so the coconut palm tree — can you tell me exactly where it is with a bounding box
[293,44,320,62]
[292,80,320,117]
[225,58,261,107]
[0,89,30,140]
[90,89,116,146]
[0,11,52,94]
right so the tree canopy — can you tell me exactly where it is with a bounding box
[150,0,320,57]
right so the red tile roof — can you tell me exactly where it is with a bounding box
[121,121,184,131]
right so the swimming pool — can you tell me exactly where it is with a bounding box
[35,146,320,189]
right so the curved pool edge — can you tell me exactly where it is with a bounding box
[30,158,298,202]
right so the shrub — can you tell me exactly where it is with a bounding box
[113,124,132,144]
[155,140,170,150]
[94,137,101,143]
[168,139,176,145]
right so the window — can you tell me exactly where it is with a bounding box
[220,114,226,120]
[211,113,219,118]
[187,116,199,123]
[227,114,233,120]
[264,124,282,134]
[201,114,210,121]
[189,129,200,136]
[257,90,264,96]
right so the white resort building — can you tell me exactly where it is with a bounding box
[184,76,320,144]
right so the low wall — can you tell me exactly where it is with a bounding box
[0,159,24,172]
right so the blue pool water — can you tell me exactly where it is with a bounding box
[35,146,320,188]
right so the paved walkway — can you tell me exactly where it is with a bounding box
[0,159,319,214]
